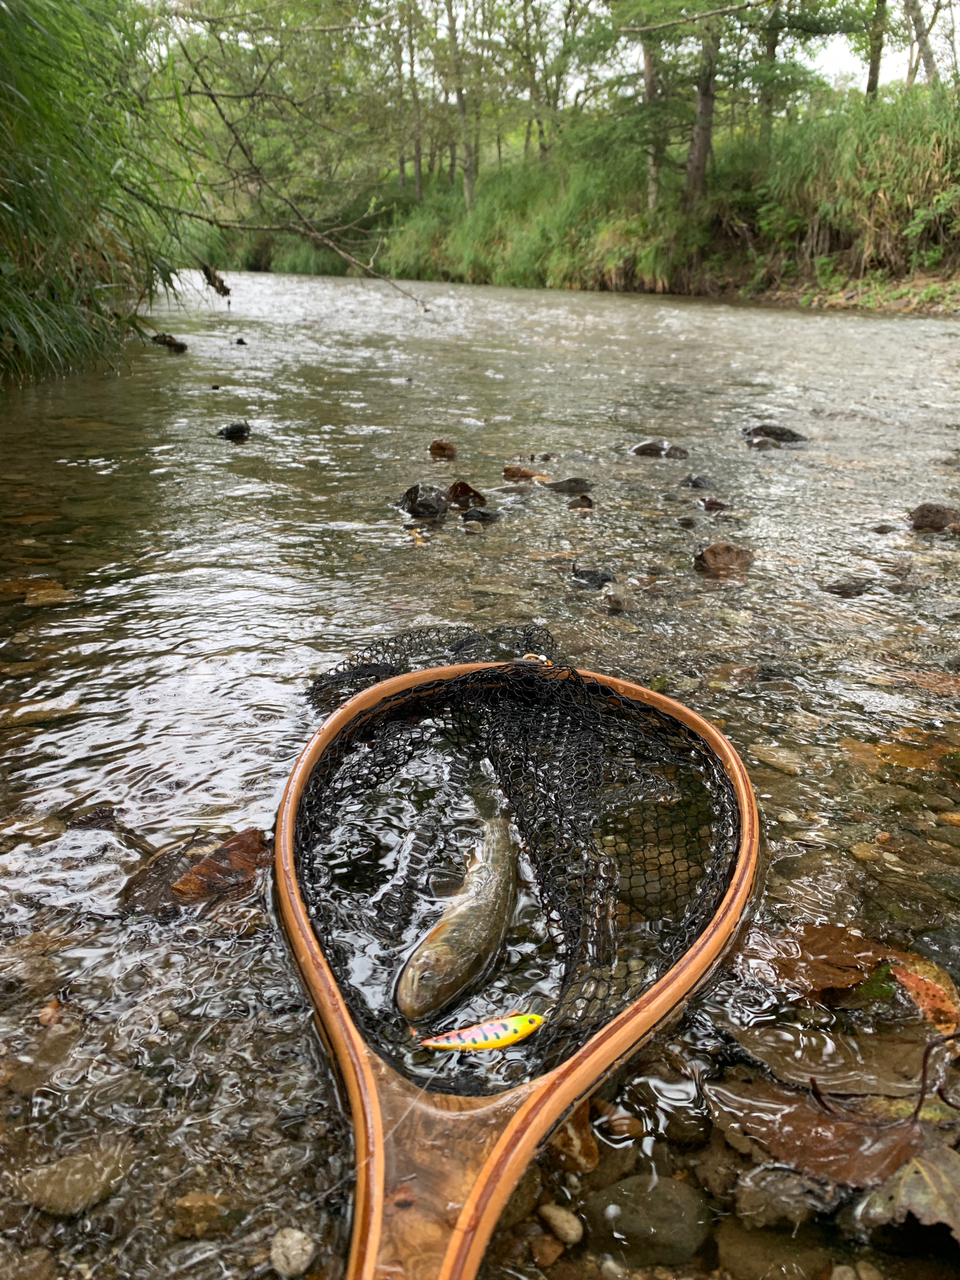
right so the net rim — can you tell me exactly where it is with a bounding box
[275,661,760,1280]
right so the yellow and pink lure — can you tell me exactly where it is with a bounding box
[420,1012,544,1052]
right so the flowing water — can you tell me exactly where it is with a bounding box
[2,273,960,1278]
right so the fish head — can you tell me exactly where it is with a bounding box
[395,949,453,1023]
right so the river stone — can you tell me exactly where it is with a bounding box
[269,1227,317,1277]
[631,438,688,459]
[909,502,960,530]
[715,1217,833,1280]
[694,542,754,575]
[397,482,448,519]
[0,1244,55,1280]
[538,1202,584,1245]
[498,1162,542,1231]
[17,1139,132,1215]
[748,744,804,775]
[582,1171,711,1266]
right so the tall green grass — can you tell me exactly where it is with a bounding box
[0,0,178,380]
[382,84,960,295]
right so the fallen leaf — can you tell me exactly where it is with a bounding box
[858,1145,960,1243]
[171,828,272,903]
[546,1100,599,1173]
[736,924,892,996]
[37,998,62,1026]
[704,1078,925,1188]
[890,955,960,1034]
[724,1020,955,1097]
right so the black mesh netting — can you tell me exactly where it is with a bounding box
[295,628,741,1097]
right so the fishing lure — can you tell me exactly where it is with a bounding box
[420,1012,544,1052]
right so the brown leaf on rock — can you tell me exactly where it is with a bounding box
[704,1078,925,1188]
[171,828,272,904]
[445,480,485,509]
[735,924,893,996]
[545,1100,599,1173]
[858,1145,960,1242]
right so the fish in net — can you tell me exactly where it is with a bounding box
[294,628,741,1098]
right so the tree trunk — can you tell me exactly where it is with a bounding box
[449,140,457,185]
[759,10,780,151]
[407,26,424,200]
[641,37,663,210]
[684,27,720,209]
[904,0,940,80]
[866,0,887,97]
[444,0,475,209]
[399,153,406,187]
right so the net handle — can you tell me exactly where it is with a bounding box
[275,662,759,1280]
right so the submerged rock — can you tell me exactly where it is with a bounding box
[218,420,250,442]
[545,477,593,494]
[172,1192,242,1238]
[631,438,688,459]
[571,566,616,590]
[17,1139,132,1215]
[429,438,457,460]
[743,423,807,443]
[397,483,448,519]
[0,1244,55,1280]
[694,542,754,575]
[461,507,501,523]
[822,578,871,598]
[539,1202,584,1246]
[582,1170,711,1266]
[680,473,714,488]
[909,502,960,531]
[270,1227,317,1277]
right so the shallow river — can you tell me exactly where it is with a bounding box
[2,274,960,1280]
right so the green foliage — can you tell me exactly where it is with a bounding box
[0,0,179,380]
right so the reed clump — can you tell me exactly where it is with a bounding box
[0,0,177,381]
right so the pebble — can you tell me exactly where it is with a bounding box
[539,1202,584,1245]
[829,1268,858,1280]
[270,1227,317,1277]
[856,1264,885,1280]
[17,1139,132,1215]
[159,1008,179,1028]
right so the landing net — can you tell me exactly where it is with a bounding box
[295,628,740,1097]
